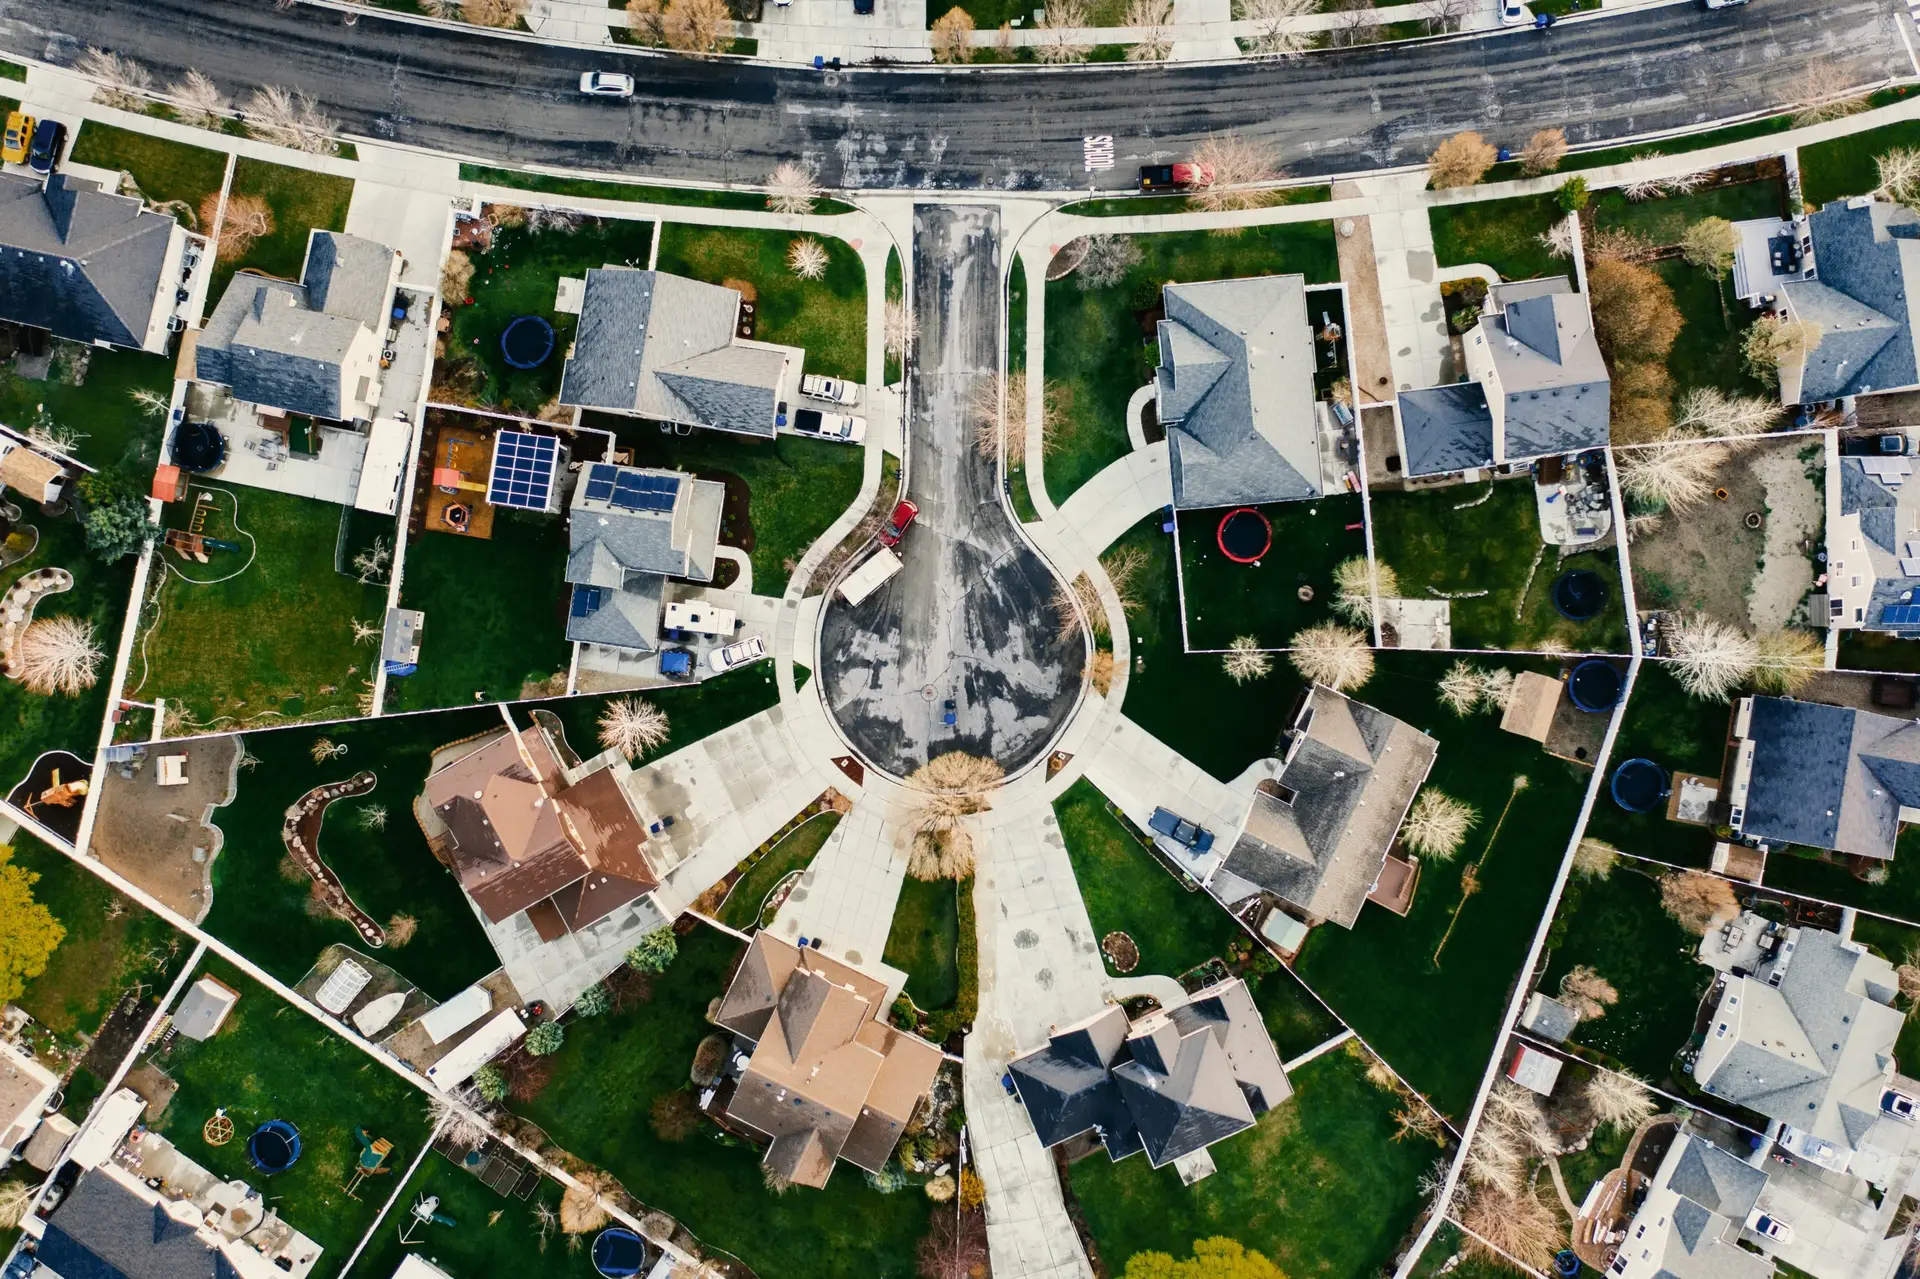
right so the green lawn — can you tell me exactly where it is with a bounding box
[1839,629,1920,675]
[1588,179,1785,247]
[1368,479,1629,653]
[717,813,842,930]
[1801,119,1920,207]
[70,121,229,212]
[1762,833,1920,927]
[516,666,782,767]
[1007,265,1040,521]
[1070,1048,1430,1279]
[135,484,388,728]
[352,1157,598,1279]
[1540,865,1710,1084]
[0,509,132,791]
[515,924,931,1279]
[1430,194,1565,282]
[1055,777,1242,978]
[201,708,504,999]
[440,218,656,413]
[392,510,572,712]
[883,875,960,1010]
[1581,665,1726,868]
[0,343,174,483]
[1115,514,1310,781]
[210,158,354,305]
[580,417,865,598]
[1295,651,1592,1119]
[0,60,23,80]
[885,247,902,386]
[146,959,432,1279]
[1653,259,1770,399]
[655,224,867,383]
[1043,224,1339,507]
[460,163,852,214]
[1252,965,1345,1061]
[1179,496,1366,649]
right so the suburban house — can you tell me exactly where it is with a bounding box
[0,172,200,353]
[1203,684,1439,933]
[1153,275,1336,510]
[565,462,724,655]
[1824,449,1920,637]
[195,230,402,425]
[1395,277,1611,479]
[712,933,943,1189]
[1605,1132,1773,1279]
[0,1039,59,1171]
[557,268,802,438]
[1725,694,1920,860]
[1693,911,1919,1182]
[1736,197,1920,407]
[1007,979,1290,1183]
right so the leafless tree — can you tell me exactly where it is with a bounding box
[1425,0,1470,35]
[1036,0,1094,62]
[350,618,382,645]
[931,5,975,61]
[243,84,340,155]
[560,1172,617,1234]
[0,1181,33,1232]
[1587,225,1658,264]
[787,236,830,280]
[352,536,392,585]
[205,192,273,262]
[1574,838,1618,879]
[1240,0,1316,57]
[1457,1182,1563,1271]
[1667,613,1759,699]
[466,0,527,25]
[170,69,229,129]
[1586,1069,1658,1130]
[883,297,918,358]
[1479,667,1515,711]
[1791,59,1868,127]
[918,1209,989,1279]
[1288,623,1374,690]
[1673,386,1779,439]
[905,752,1003,880]
[1753,628,1823,695]
[626,0,667,41]
[310,737,348,764]
[77,47,153,111]
[969,370,1059,462]
[1518,128,1567,177]
[1124,0,1174,61]
[1075,234,1142,289]
[599,697,671,758]
[1877,147,1920,207]
[1560,964,1620,1020]
[1537,218,1577,260]
[426,1090,494,1148]
[1428,131,1497,189]
[664,0,734,55]
[359,804,389,831]
[1400,789,1477,861]
[442,249,475,301]
[1223,635,1273,684]
[1439,660,1485,716]
[25,418,85,456]
[1331,556,1397,625]
[14,616,104,696]
[1187,133,1280,212]
[127,387,171,420]
[1616,443,1719,511]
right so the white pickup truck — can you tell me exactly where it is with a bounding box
[792,406,867,445]
[801,374,861,406]
[839,546,903,605]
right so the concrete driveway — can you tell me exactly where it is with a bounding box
[818,205,1083,780]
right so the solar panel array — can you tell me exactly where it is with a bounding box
[489,432,559,510]
[1884,604,1920,627]
[582,463,680,513]
[570,585,607,618]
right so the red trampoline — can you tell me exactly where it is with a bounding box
[1216,507,1272,563]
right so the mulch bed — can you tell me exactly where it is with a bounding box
[1101,931,1139,974]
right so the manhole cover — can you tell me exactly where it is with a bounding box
[922,685,937,700]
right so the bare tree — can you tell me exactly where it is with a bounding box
[883,297,918,358]
[1240,0,1316,57]
[1428,131,1497,189]
[626,0,667,42]
[560,1172,617,1235]
[352,537,393,585]
[1673,386,1779,439]
[1223,635,1273,684]
[1791,59,1868,127]
[442,248,476,301]
[359,804,389,831]
[1559,964,1620,1020]
[1439,661,1485,716]
[665,0,734,55]
[1400,789,1477,861]
[905,752,1003,881]
[787,236,829,280]
[1587,225,1658,265]
[1331,556,1397,625]
[0,1180,34,1232]
[1663,868,1741,935]
[77,47,153,111]
[1574,838,1619,879]
[764,162,821,216]
[128,387,171,420]
[1877,147,1920,208]
[1457,1182,1563,1271]
[170,69,229,129]
[1074,234,1142,289]
[425,1090,494,1148]
[1035,0,1094,62]
[1479,668,1515,711]
[1680,217,1739,278]
[243,84,340,155]
[1753,628,1824,695]
[1743,314,1823,376]
[310,737,349,764]
[1186,133,1279,212]
[1518,128,1567,177]
[466,0,527,25]
[1124,0,1174,61]
[1288,623,1374,690]
[1586,1069,1659,1130]
[13,616,104,696]
[969,370,1059,462]
[1667,613,1759,699]
[1616,443,1719,511]
[1424,0,1470,35]
[1537,218,1577,261]
[599,697,671,758]
[931,5,975,61]
[918,1209,989,1279]
[350,617,382,645]
[204,191,273,261]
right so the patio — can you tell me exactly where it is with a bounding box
[182,383,371,508]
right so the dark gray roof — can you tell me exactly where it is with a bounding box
[1397,383,1493,477]
[1666,1137,1766,1220]
[0,173,174,349]
[1840,457,1900,555]
[38,1173,235,1279]
[568,509,689,582]
[564,576,662,652]
[1788,198,1920,401]
[1007,1006,1141,1159]
[1111,1019,1255,1166]
[1743,695,1854,849]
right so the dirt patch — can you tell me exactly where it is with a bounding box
[1749,445,1823,631]
[89,734,240,921]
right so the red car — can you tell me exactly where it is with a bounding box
[879,499,918,548]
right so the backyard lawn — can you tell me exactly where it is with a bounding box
[515,923,932,1279]
[1580,665,1726,868]
[1368,478,1629,653]
[515,665,782,765]
[1587,179,1785,246]
[1178,496,1366,650]
[70,121,229,212]
[1250,964,1345,1061]
[201,707,504,999]
[1429,194,1565,282]
[1800,119,1920,207]
[883,875,960,1010]
[655,224,867,382]
[145,959,432,1279]
[134,483,389,728]
[352,1158,598,1279]
[1294,651,1592,1119]
[0,343,173,483]
[439,217,656,414]
[1055,778,1241,978]
[582,416,866,597]
[1070,1048,1430,1279]
[1043,224,1339,507]
[1540,864,1711,1084]
[0,509,133,792]
[717,813,842,930]
[1839,629,1920,675]
[1762,832,1920,928]
[392,511,572,712]
[211,158,354,305]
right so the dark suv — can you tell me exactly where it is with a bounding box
[27,119,66,175]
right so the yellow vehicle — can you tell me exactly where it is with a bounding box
[1,111,33,165]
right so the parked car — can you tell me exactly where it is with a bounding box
[879,498,918,548]
[1744,1210,1793,1244]
[1148,807,1215,854]
[579,71,636,97]
[1499,0,1527,23]
[1884,1088,1918,1120]
[1138,162,1214,192]
[853,0,875,14]
[26,119,65,175]
[801,374,862,406]
[2,111,33,166]
[1701,0,1749,9]
[793,407,867,444]
[658,648,695,679]
[709,636,769,673]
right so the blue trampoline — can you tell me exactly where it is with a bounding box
[592,1227,648,1277]
[1551,569,1607,622]
[1568,659,1624,713]
[1610,759,1670,813]
[246,1120,302,1175]
[500,315,556,370]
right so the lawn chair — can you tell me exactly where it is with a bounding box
[342,1127,394,1199]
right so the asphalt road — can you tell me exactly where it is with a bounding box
[0,0,1908,191]
[818,206,1083,778]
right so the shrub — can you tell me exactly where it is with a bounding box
[78,471,153,562]
[626,925,678,973]
[471,1064,508,1102]
[1555,175,1589,213]
[691,1032,729,1085]
[649,1088,702,1142]
[573,983,610,1018]
[525,1021,565,1056]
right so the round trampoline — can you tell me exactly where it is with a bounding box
[1216,507,1273,564]
[1551,569,1607,622]
[246,1120,302,1175]
[172,421,227,473]
[592,1228,649,1278]
[1554,1250,1582,1279]
[1568,659,1624,713]
[500,315,556,369]
[1610,758,1670,814]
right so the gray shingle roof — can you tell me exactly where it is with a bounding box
[38,1172,235,1279]
[1788,198,1920,401]
[0,173,175,349]
[1840,457,1900,555]
[564,575,662,651]
[1742,694,1920,857]
[1665,1137,1766,1220]
[1397,383,1494,477]
[302,231,395,328]
[1481,283,1611,459]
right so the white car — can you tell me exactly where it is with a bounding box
[709,637,769,673]
[579,72,636,97]
[793,407,867,445]
[1499,0,1527,23]
[1744,1210,1793,1245]
[801,374,862,406]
